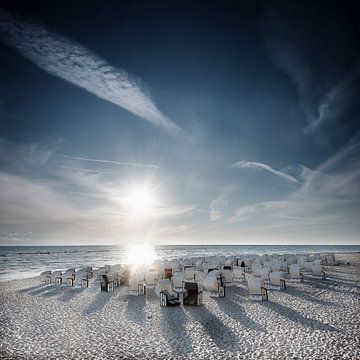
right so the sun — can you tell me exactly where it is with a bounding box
[124,184,156,217]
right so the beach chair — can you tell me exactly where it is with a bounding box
[40,270,52,284]
[62,268,76,287]
[233,266,245,282]
[247,276,268,301]
[304,262,314,273]
[145,271,157,289]
[222,265,234,286]
[311,264,326,279]
[183,281,203,306]
[51,271,63,286]
[203,270,226,297]
[172,272,184,292]
[156,279,181,307]
[252,263,262,276]
[100,274,114,292]
[184,266,195,281]
[269,271,286,290]
[259,267,270,283]
[129,275,146,296]
[289,264,304,282]
[74,267,92,288]
[325,253,335,264]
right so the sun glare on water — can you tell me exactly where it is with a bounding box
[125,244,156,267]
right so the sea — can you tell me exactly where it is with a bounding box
[0,244,359,282]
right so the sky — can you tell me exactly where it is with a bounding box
[0,0,359,245]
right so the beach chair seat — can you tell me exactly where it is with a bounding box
[100,274,114,292]
[183,281,203,306]
[160,290,181,307]
[247,276,268,301]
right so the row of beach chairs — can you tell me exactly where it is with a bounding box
[40,252,333,305]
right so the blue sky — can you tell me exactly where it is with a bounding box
[0,1,359,245]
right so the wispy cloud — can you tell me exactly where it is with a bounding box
[61,154,160,168]
[231,160,298,183]
[210,195,228,221]
[262,4,359,134]
[0,9,181,134]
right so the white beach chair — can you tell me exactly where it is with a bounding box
[145,271,157,289]
[259,267,270,282]
[247,276,268,301]
[172,272,184,292]
[222,265,234,286]
[184,266,195,281]
[129,274,146,296]
[325,253,335,264]
[62,268,76,287]
[233,266,245,282]
[203,270,226,298]
[269,271,286,290]
[311,264,326,279]
[252,263,262,277]
[304,262,314,273]
[40,270,52,284]
[51,271,63,286]
[156,279,181,307]
[100,274,114,292]
[74,267,92,288]
[289,264,304,282]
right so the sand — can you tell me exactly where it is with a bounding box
[0,253,359,360]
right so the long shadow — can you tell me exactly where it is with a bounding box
[260,301,336,332]
[160,306,193,355]
[41,286,67,298]
[213,297,265,333]
[286,287,336,307]
[83,291,117,315]
[186,306,239,352]
[123,295,147,325]
[57,287,86,302]
[20,284,47,294]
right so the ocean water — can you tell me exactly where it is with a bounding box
[0,244,359,282]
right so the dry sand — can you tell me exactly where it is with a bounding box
[0,253,359,360]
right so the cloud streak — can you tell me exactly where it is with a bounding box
[0,9,181,134]
[231,160,298,183]
[61,155,160,168]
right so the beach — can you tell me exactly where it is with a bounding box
[0,253,359,360]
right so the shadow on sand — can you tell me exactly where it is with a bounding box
[186,305,239,352]
[160,306,193,355]
[213,296,266,333]
[83,291,117,315]
[260,300,337,331]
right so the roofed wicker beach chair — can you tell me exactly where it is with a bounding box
[203,270,226,298]
[233,266,245,282]
[145,270,157,289]
[184,266,195,281]
[222,265,234,286]
[156,279,181,307]
[74,267,93,288]
[62,268,76,287]
[129,274,146,296]
[325,253,335,264]
[40,270,52,284]
[183,281,203,306]
[289,264,304,282]
[100,274,114,292]
[51,270,63,286]
[247,276,268,301]
[311,263,326,279]
[172,272,184,292]
[269,271,286,290]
